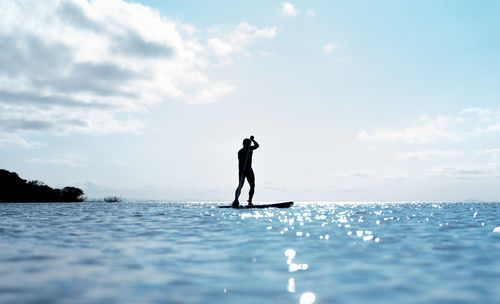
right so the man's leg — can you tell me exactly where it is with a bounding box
[233,171,245,207]
[247,169,255,205]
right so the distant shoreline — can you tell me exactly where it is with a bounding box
[0,169,129,203]
[0,169,84,203]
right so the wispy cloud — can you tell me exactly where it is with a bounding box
[358,107,500,143]
[306,10,316,17]
[0,135,44,149]
[460,108,493,121]
[399,150,462,161]
[207,22,277,65]
[357,124,459,143]
[427,162,500,179]
[26,154,87,167]
[112,158,131,167]
[479,148,500,161]
[281,2,299,17]
[0,0,276,147]
[346,170,373,178]
[330,169,407,183]
[323,42,338,53]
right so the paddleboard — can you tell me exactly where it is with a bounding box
[218,201,293,209]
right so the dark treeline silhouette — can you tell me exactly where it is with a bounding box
[0,169,84,202]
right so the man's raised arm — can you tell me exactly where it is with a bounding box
[250,136,259,150]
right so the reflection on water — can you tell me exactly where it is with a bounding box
[0,202,499,303]
[287,277,295,293]
[300,292,316,304]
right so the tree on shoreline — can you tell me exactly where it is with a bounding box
[0,169,84,202]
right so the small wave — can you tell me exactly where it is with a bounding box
[75,258,104,266]
[0,286,26,293]
[1,201,499,304]
[3,255,55,262]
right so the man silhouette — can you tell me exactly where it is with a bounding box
[232,136,259,208]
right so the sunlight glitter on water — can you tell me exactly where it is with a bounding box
[287,277,296,293]
[300,292,316,304]
[1,202,499,303]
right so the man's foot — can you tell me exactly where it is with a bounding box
[232,200,240,208]
[247,200,254,206]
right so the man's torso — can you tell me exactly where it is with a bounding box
[238,148,253,171]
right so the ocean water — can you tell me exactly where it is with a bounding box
[0,202,499,304]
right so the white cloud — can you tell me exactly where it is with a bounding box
[112,158,130,166]
[323,42,338,53]
[480,148,500,161]
[188,82,235,104]
[281,2,299,17]
[26,154,86,167]
[427,162,500,179]
[484,123,500,132]
[460,108,493,122]
[0,0,276,146]
[358,107,500,143]
[0,135,44,149]
[357,124,459,143]
[306,10,316,17]
[258,51,276,57]
[330,170,374,179]
[346,170,373,178]
[208,38,233,58]
[399,150,462,161]
[207,22,277,65]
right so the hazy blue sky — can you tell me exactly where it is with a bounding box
[1,0,500,201]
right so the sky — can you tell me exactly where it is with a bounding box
[1,0,500,202]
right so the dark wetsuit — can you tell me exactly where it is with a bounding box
[234,140,259,205]
[238,146,257,188]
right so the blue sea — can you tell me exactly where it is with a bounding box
[1,202,499,303]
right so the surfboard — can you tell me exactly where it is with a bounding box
[218,201,293,209]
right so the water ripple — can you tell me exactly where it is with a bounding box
[0,202,499,303]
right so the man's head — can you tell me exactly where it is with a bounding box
[242,138,251,147]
